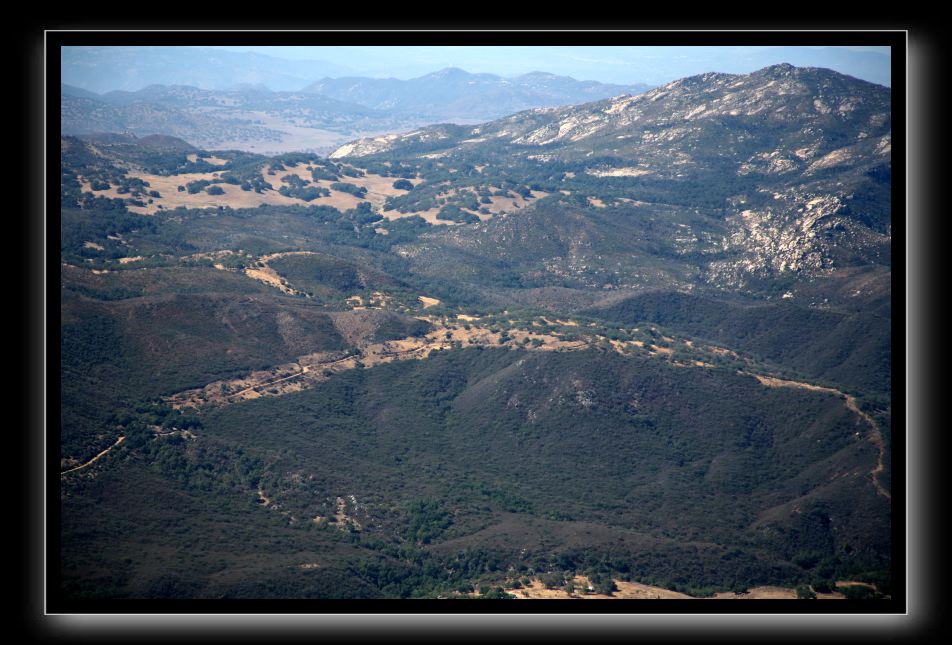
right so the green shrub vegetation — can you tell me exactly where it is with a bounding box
[59,118,892,601]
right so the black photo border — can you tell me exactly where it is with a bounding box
[21,21,940,642]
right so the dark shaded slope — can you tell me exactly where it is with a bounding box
[190,347,889,594]
[60,265,427,464]
[584,291,891,396]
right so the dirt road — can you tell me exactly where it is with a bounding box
[61,436,125,476]
[744,372,890,500]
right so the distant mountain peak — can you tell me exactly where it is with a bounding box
[763,62,797,73]
[427,67,471,78]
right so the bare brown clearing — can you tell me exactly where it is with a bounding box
[167,310,590,410]
[502,577,849,600]
[187,153,228,165]
[81,173,307,214]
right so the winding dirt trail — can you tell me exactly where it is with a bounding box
[744,372,890,501]
[844,396,891,500]
[61,436,125,476]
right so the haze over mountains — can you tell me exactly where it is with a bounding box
[61,69,650,154]
[60,43,889,157]
[62,44,892,90]
[58,60,893,602]
[301,68,651,121]
[61,82,400,152]
[61,46,356,93]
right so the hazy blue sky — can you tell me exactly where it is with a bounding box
[61,45,892,93]
[205,45,892,86]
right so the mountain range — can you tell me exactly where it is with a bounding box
[61,69,650,153]
[332,63,890,293]
[301,68,650,121]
